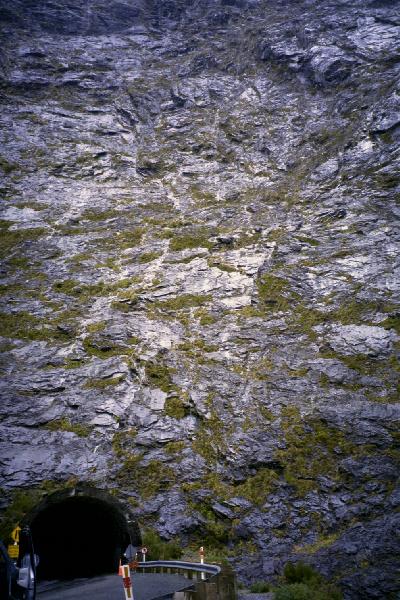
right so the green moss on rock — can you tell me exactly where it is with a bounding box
[112,428,137,458]
[169,231,213,251]
[235,468,278,506]
[153,294,211,311]
[82,336,127,359]
[276,406,354,497]
[0,222,46,260]
[164,396,189,419]
[145,361,176,392]
[257,274,292,312]
[0,311,69,342]
[116,458,174,499]
[83,375,124,389]
[44,418,92,437]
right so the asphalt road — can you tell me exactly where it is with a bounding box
[37,572,193,600]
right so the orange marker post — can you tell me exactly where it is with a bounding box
[121,564,134,600]
[118,559,123,576]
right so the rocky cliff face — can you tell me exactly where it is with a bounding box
[0,0,399,597]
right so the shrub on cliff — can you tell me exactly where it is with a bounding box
[273,562,342,600]
[141,529,182,560]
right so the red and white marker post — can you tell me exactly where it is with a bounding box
[199,546,206,580]
[141,547,148,563]
[121,564,134,600]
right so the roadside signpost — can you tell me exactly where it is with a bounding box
[125,544,137,562]
[8,525,21,560]
[141,546,148,562]
[121,564,134,600]
[11,526,21,543]
[125,543,139,569]
[8,544,19,559]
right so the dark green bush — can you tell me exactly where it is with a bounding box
[250,581,271,593]
[141,529,182,560]
[283,561,320,585]
[273,562,343,600]
[274,582,342,600]
[274,583,317,600]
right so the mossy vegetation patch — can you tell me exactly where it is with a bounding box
[294,532,340,554]
[168,230,213,251]
[152,294,211,312]
[164,395,189,419]
[43,417,92,437]
[138,251,162,263]
[257,274,296,312]
[0,221,46,260]
[145,361,176,393]
[194,307,218,326]
[275,406,354,497]
[95,227,145,250]
[82,336,128,359]
[0,311,71,342]
[289,305,328,338]
[295,236,320,246]
[192,410,232,464]
[382,314,400,334]
[207,258,238,272]
[234,467,279,505]
[52,277,138,300]
[80,208,123,222]
[62,357,87,369]
[164,440,186,456]
[178,338,219,359]
[329,299,393,326]
[112,428,138,458]
[83,375,125,389]
[0,156,18,174]
[116,458,175,499]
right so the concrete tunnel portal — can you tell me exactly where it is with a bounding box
[24,486,141,580]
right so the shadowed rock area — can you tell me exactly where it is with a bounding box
[0,0,399,598]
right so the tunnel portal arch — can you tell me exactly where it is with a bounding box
[23,485,141,580]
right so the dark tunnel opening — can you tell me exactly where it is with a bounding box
[30,495,131,580]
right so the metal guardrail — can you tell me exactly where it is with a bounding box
[137,560,221,576]
[135,560,236,600]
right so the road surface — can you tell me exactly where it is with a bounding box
[37,572,193,600]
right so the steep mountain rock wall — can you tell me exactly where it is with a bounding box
[0,0,399,597]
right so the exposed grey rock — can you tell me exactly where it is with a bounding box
[306,45,354,86]
[0,0,399,598]
[350,17,400,60]
[328,325,398,357]
[370,90,400,134]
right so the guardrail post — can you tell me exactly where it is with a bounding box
[196,581,218,600]
[215,565,237,600]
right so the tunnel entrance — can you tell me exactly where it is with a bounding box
[25,487,140,581]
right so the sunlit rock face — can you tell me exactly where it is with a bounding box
[0,0,399,596]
